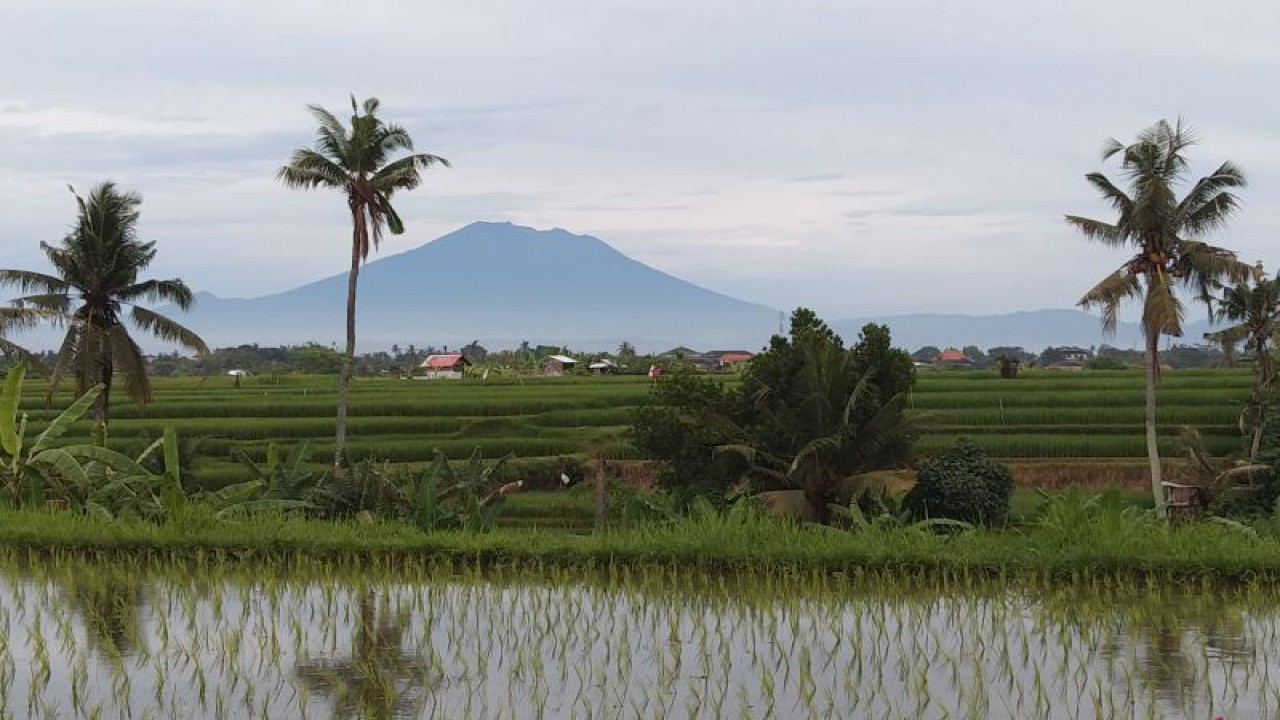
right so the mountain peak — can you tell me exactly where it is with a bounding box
[156,221,778,352]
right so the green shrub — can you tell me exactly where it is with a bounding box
[905,439,1014,526]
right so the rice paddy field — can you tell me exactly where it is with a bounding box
[9,368,1254,491]
[2,551,1277,720]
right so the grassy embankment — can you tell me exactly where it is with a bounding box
[0,503,1271,580]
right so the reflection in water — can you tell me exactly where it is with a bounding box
[1028,583,1263,718]
[0,559,1278,719]
[294,589,437,719]
[61,572,146,660]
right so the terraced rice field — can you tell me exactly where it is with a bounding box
[11,368,1253,489]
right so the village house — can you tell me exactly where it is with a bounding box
[660,347,756,371]
[588,358,618,375]
[934,348,973,366]
[706,350,755,369]
[541,354,579,376]
[417,352,470,379]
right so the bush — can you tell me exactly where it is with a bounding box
[904,439,1013,526]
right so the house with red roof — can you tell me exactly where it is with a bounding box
[934,348,973,366]
[417,352,471,379]
[710,350,755,367]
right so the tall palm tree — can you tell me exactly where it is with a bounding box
[1205,266,1280,459]
[1067,119,1252,518]
[277,97,448,470]
[0,182,208,441]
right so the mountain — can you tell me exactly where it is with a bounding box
[831,309,1216,353]
[8,221,1224,355]
[155,221,781,352]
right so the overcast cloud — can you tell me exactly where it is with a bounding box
[2,0,1278,318]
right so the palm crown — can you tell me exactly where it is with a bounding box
[1069,119,1252,338]
[1205,268,1280,457]
[277,97,449,259]
[0,182,207,416]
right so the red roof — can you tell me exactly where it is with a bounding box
[422,353,467,369]
[935,349,971,363]
[718,352,754,363]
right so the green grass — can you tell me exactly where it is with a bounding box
[0,505,1276,580]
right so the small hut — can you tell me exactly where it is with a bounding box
[541,354,579,376]
[418,353,470,379]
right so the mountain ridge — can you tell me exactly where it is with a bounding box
[8,221,1218,354]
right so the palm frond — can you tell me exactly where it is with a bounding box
[108,324,151,406]
[1078,268,1143,335]
[1204,323,1250,349]
[1175,161,1246,234]
[371,152,450,192]
[0,305,51,332]
[276,150,349,190]
[1084,172,1134,216]
[1143,272,1184,338]
[116,279,195,309]
[1064,215,1126,247]
[11,294,71,318]
[306,104,350,157]
[47,321,88,401]
[129,307,209,354]
[0,270,70,294]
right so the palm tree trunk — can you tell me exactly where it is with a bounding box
[93,336,112,447]
[333,212,362,471]
[1249,337,1271,460]
[1145,331,1166,520]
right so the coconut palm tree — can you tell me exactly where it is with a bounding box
[0,182,207,442]
[277,97,448,470]
[1205,266,1280,458]
[1067,119,1252,518]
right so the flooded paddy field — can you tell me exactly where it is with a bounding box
[0,554,1274,719]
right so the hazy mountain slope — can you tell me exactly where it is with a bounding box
[153,221,782,351]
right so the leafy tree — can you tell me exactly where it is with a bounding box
[728,312,915,522]
[962,345,989,368]
[1067,119,1252,518]
[277,96,448,470]
[630,369,744,503]
[987,346,1033,363]
[1205,267,1280,458]
[295,343,342,374]
[911,345,941,363]
[0,182,207,440]
[616,341,638,367]
[460,340,488,365]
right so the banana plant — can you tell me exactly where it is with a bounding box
[210,441,315,518]
[409,449,518,531]
[0,362,103,505]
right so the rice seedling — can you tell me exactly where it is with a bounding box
[0,512,1280,712]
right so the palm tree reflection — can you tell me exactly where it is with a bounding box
[295,589,437,719]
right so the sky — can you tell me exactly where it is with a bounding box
[2,0,1279,320]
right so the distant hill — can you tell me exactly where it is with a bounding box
[153,221,781,352]
[831,309,1215,353]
